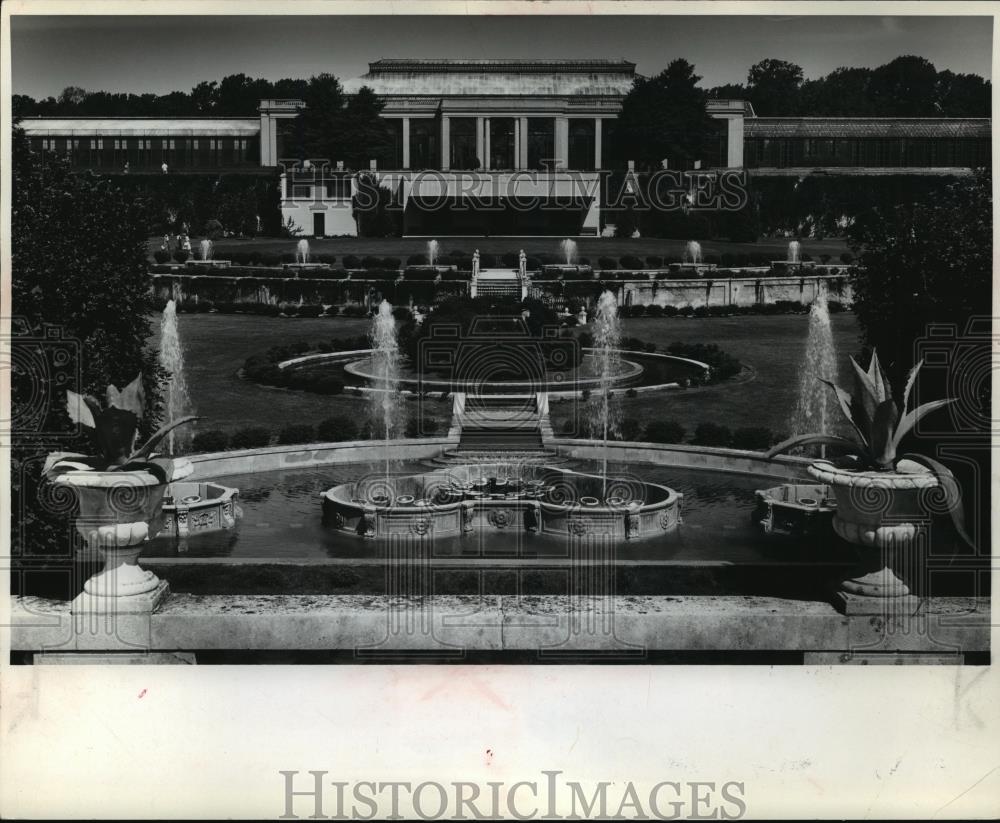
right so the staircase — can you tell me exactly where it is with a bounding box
[433,393,567,465]
[472,269,523,300]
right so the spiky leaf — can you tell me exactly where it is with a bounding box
[849,355,882,423]
[901,358,923,416]
[765,433,865,460]
[891,398,955,452]
[869,398,899,468]
[65,390,96,429]
[866,349,890,403]
[820,378,870,447]
[899,452,975,550]
[127,415,200,462]
[106,374,145,417]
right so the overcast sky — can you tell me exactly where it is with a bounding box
[11,14,993,98]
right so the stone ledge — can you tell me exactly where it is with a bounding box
[9,594,989,656]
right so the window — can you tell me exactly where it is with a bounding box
[409,120,439,170]
[169,139,176,150]
[98,139,104,150]
[527,118,555,170]
[193,139,199,150]
[114,139,121,150]
[292,185,311,198]
[90,139,96,150]
[210,139,217,150]
[449,118,478,170]
[568,120,596,170]
[488,118,515,169]
[145,139,152,150]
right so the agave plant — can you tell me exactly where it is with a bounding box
[767,350,952,470]
[46,374,197,480]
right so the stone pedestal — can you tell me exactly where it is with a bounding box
[72,580,170,615]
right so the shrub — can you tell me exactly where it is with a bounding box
[153,249,171,264]
[692,423,733,447]
[646,255,663,268]
[620,254,644,270]
[560,419,577,435]
[172,249,190,263]
[646,304,664,318]
[382,256,401,270]
[230,426,272,450]
[342,254,362,269]
[317,253,337,265]
[191,429,229,453]
[525,256,542,271]
[597,256,617,270]
[280,252,296,264]
[297,304,323,318]
[342,304,368,317]
[392,306,413,323]
[276,423,315,445]
[361,255,382,269]
[260,252,283,267]
[407,253,428,266]
[645,420,686,444]
[317,415,358,442]
[840,251,855,265]
[662,305,679,317]
[617,418,643,441]
[731,427,773,451]
[203,219,224,240]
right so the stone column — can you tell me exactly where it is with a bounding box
[441,115,451,171]
[402,117,411,170]
[594,118,603,170]
[519,117,529,168]
[514,119,522,169]
[726,115,744,168]
[476,116,485,169]
[483,118,491,170]
[555,117,569,169]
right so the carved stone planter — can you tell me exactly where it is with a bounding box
[50,457,193,611]
[807,460,939,614]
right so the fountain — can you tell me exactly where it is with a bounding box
[590,291,623,497]
[753,280,839,533]
[771,239,813,273]
[669,240,716,277]
[788,240,801,264]
[427,239,439,267]
[542,238,592,279]
[369,300,404,477]
[296,239,310,264]
[561,238,578,266]
[685,240,702,265]
[186,237,231,268]
[790,280,838,439]
[159,299,195,454]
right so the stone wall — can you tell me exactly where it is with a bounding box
[151,271,852,310]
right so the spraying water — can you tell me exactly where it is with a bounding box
[589,291,622,498]
[427,239,439,267]
[296,239,310,264]
[200,239,213,261]
[369,301,403,478]
[790,281,838,442]
[159,300,194,453]
[788,240,801,264]
[560,238,578,266]
[685,240,702,265]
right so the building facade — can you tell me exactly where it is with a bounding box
[18,58,991,236]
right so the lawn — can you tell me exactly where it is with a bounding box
[149,310,861,444]
[149,235,851,262]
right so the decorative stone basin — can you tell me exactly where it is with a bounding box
[160,481,241,539]
[322,464,681,541]
[752,483,836,538]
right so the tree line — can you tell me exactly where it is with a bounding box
[14,55,989,121]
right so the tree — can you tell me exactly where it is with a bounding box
[341,86,393,169]
[799,67,874,116]
[12,125,166,564]
[868,55,939,116]
[936,70,992,117]
[298,73,347,163]
[847,171,991,393]
[613,59,716,171]
[746,59,803,116]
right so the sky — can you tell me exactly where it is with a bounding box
[10,14,993,99]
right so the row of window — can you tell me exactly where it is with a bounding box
[32,136,258,167]
[744,136,991,168]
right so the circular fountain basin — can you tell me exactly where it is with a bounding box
[160,481,241,539]
[322,464,681,541]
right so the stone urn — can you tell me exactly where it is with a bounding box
[48,455,193,610]
[807,458,939,611]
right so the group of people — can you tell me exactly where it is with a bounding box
[160,229,193,253]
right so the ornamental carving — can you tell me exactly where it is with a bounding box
[487,509,515,529]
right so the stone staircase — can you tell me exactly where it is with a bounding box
[472,269,522,300]
[434,393,565,465]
